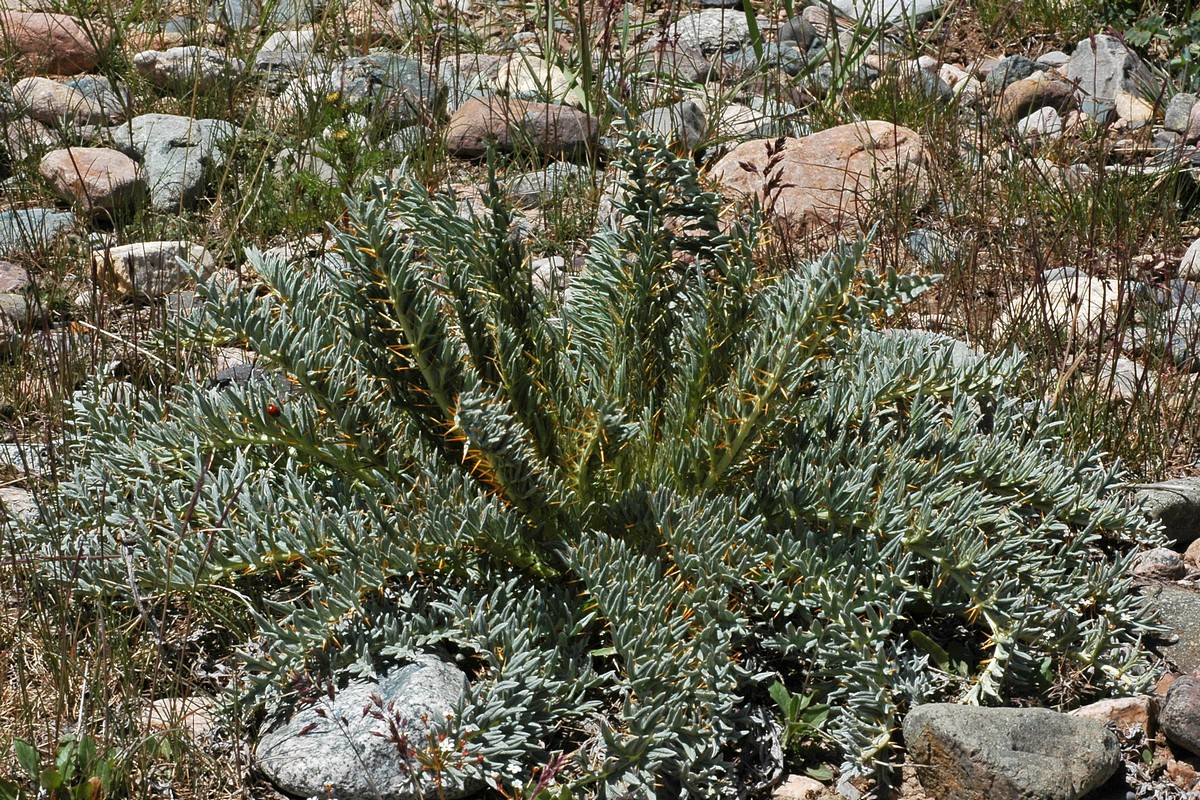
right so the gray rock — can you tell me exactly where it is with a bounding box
[0,292,30,358]
[1036,50,1071,68]
[985,55,1044,94]
[1161,675,1200,757]
[0,208,75,254]
[1151,304,1200,372]
[638,99,707,151]
[1099,356,1156,402]
[1140,583,1200,673]
[277,52,441,129]
[506,162,590,208]
[1016,106,1062,139]
[827,0,943,25]
[1165,92,1198,134]
[778,15,818,51]
[1042,266,1083,283]
[210,0,320,28]
[0,442,44,475]
[906,229,957,266]
[1136,477,1200,548]
[256,655,477,800]
[13,76,124,128]
[667,9,753,59]
[93,240,215,299]
[0,261,29,292]
[109,114,237,212]
[134,46,245,89]
[531,255,570,297]
[274,146,339,186]
[726,42,806,76]
[1133,547,1187,580]
[0,486,36,524]
[636,42,714,84]
[1067,34,1160,122]
[903,704,1121,800]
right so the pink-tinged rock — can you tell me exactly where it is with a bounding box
[771,774,828,799]
[1161,675,1200,757]
[39,147,144,215]
[1134,547,1187,580]
[1070,696,1156,736]
[710,121,931,236]
[996,74,1076,122]
[13,77,119,127]
[1186,103,1200,145]
[0,12,111,75]
[0,261,28,293]
[445,97,599,160]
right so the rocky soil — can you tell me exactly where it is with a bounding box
[6,0,1200,797]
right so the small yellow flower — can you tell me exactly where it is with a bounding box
[332,128,350,142]
[325,90,342,104]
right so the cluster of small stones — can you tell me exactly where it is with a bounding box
[5,0,1200,798]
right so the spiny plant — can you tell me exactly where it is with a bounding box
[18,125,1164,796]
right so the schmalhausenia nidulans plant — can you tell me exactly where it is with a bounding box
[24,129,1163,796]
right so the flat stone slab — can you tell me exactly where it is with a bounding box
[903,704,1120,800]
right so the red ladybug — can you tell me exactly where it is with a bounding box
[266,403,282,417]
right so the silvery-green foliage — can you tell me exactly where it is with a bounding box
[20,127,1164,795]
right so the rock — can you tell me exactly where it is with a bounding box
[637,42,714,84]
[13,77,123,127]
[710,121,930,237]
[1161,675,1200,757]
[1037,50,1071,68]
[274,147,338,186]
[1070,696,1155,737]
[906,229,956,265]
[999,273,1127,344]
[1098,356,1155,402]
[726,42,806,76]
[109,114,237,211]
[903,703,1121,800]
[667,9,753,59]
[0,12,111,75]
[495,54,582,107]
[275,52,441,128]
[142,697,216,739]
[1186,538,1200,566]
[210,0,317,29]
[94,241,215,299]
[638,99,707,150]
[506,162,590,208]
[1136,477,1200,548]
[0,208,75,254]
[1,117,55,163]
[0,486,37,524]
[445,97,599,160]
[0,292,30,357]
[256,655,476,800]
[1134,547,1187,580]
[826,0,942,25]
[1187,103,1200,145]
[1115,89,1154,127]
[1140,583,1200,673]
[253,29,325,82]
[939,63,981,104]
[133,46,245,89]
[996,74,1075,122]
[530,255,569,297]
[1016,106,1062,139]
[1067,34,1159,122]
[39,147,144,215]
[1166,93,1197,134]
[778,16,818,51]
[1180,238,1200,280]
[0,261,30,292]
[772,774,828,799]
[714,102,780,139]
[985,55,1044,94]
[1154,305,1200,372]
[342,0,403,41]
